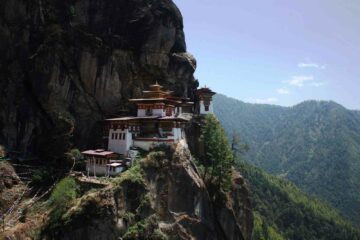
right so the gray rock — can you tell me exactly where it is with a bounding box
[0,0,198,157]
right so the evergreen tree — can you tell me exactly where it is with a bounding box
[200,114,233,202]
[231,131,249,162]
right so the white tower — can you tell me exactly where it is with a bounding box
[196,87,216,115]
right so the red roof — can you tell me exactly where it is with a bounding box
[106,116,159,121]
[129,98,181,104]
[196,87,216,95]
[82,150,116,157]
[106,116,188,122]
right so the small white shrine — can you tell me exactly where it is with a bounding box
[82,149,125,177]
[196,87,216,115]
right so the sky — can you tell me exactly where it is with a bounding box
[173,0,360,110]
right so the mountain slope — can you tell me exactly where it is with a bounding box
[214,94,360,224]
[236,160,360,240]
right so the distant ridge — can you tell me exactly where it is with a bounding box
[214,94,360,224]
[237,160,360,239]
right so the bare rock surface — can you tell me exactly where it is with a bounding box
[0,0,198,156]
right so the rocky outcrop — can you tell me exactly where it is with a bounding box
[37,144,252,240]
[0,162,23,213]
[0,0,198,157]
[216,171,253,240]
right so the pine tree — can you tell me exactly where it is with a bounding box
[200,114,233,202]
[231,131,249,162]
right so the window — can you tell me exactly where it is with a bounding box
[123,133,126,140]
[111,133,114,139]
[205,105,209,111]
[146,108,152,116]
[166,107,172,116]
[115,133,118,139]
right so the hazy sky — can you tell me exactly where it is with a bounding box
[173,0,360,110]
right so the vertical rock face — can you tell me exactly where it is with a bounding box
[0,0,198,156]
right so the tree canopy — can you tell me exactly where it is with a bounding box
[214,94,360,224]
[199,114,233,202]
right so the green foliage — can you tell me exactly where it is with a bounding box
[199,114,234,202]
[142,151,168,168]
[141,146,174,169]
[253,212,284,240]
[214,94,360,224]
[123,215,167,240]
[123,212,136,223]
[69,5,76,17]
[152,229,169,240]
[66,148,85,171]
[49,177,79,207]
[45,177,79,233]
[237,160,360,240]
[231,132,249,161]
[19,207,28,223]
[66,148,83,161]
[151,144,174,158]
[31,167,55,186]
[114,163,144,186]
[116,155,167,240]
[137,193,151,212]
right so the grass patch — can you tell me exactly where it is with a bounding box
[48,177,79,207]
[113,163,144,186]
[141,151,167,168]
[123,215,167,240]
[140,145,174,169]
[41,177,79,236]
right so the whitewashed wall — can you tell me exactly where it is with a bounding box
[108,129,132,155]
[137,109,146,117]
[200,100,214,114]
[152,108,165,116]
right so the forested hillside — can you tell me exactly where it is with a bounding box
[236,160,360,240]
[214,94,360,224]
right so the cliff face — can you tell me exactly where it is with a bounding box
[38,144,253,240]
[0,1,254,239]
[0,0,197,156]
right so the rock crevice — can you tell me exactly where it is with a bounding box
[0,0,198,155]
